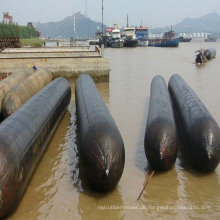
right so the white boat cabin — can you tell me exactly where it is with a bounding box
[111,29,121,39]
[122,27,135,36]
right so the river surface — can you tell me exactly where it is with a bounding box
[9,41,220,220]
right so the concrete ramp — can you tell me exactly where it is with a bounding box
[0,47,109,82]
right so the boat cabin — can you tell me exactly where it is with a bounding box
[105,27,115,37]
[136,27,149,41]
[163,30,175,40]
[111,29,121,39]
[122,27,136,37]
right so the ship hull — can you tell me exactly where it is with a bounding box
[110,40,124,48]
[138,40,148,47]
[124,39,138,47]
[179,37,192,42]
[149,39,179,47]
[205,38,217,42]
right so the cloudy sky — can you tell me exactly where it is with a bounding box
[1,0,220,28]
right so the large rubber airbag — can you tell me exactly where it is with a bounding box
[0,70,33,115]
[204,48,216,60]
[144,75,178,171]
[168,74,220,172]
[2,69,52,118]
[75,74,125,192]
[0,77,71,217]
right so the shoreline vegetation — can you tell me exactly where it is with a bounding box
[0,23,43,47]
[20,38,44,47]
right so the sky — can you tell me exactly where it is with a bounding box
[1,0,220,28]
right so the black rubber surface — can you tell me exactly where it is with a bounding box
[168,74,220,172]
[205,48,216,60]
[75,74,125,192]
[145,75,178,171]
[0,77,71,217]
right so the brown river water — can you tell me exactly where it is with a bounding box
[9,41,220,220]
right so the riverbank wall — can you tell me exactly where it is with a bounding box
[0,47,109,82]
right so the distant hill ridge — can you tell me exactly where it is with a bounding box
[35,12,220,38]
[35,12,105,38]
[151,12,220,34]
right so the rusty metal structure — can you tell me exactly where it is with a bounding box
[27,22,34,28]
[0,37,20,51]
[2,12,13,24]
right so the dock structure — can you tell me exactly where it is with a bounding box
[2,46,91,53]
[0,46,109,82]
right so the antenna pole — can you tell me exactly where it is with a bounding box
[101,0,104,57]
[102,0,104,38]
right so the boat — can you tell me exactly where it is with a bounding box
[178,37,192,42]
[103,27,115,47]
[90,26,115,47]
[195,49,207,64]
[195,48,216,64]
[89,26,101,45]
[122,27,138,47]
[89,39,100,45]
[136,26,149,47]
[148,28,179,47]
[205,36,217,42]
[122,15,138,47]
[109,29,124,48]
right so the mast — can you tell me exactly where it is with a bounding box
[73,16,79,40]
[102,0,104,39]
[126,14,129,28]
[101,0,104,57]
